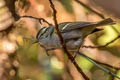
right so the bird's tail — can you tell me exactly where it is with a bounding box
[95,18,115,27]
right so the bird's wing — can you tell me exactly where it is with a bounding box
[59,18,114,33]
[59,22,96,33]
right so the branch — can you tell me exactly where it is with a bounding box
[21,16,53,26]
[6,0,20,20]
[82,34,120,48]
[74,0,105,19]
[77,52,120,79]
[48,0,89,80]
[77,52,120,70]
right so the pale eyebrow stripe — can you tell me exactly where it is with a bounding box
[41,27,48,33]
[36,27,45,39]
[36,27,48,39]
[40,27,49,36]
[62,23,71,30]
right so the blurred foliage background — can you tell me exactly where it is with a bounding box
[0,0,120,80]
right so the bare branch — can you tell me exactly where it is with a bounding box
[77,52,120,69]
[74,0,105,19]
[48,0,90,80]
[21,16,53,26]
[82,34,120,48]
[77,52,120,79]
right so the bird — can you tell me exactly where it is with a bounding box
[34,18,114,52]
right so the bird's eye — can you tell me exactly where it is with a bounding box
[36,27,48,39]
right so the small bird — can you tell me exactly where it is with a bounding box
[35,18,114,52]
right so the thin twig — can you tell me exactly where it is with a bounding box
[21,16,53,26]
[95,60,120,70]
[77,52,120,69]
[77,52,120,79]
[110,69,117,80]
[48,0,89,80]
[74,0,105,19]
[82,34,120,48]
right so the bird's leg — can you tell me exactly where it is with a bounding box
[72,51,78,62]
[72,49,81,62]
[39,44,56,56]
[71,38,83,62]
